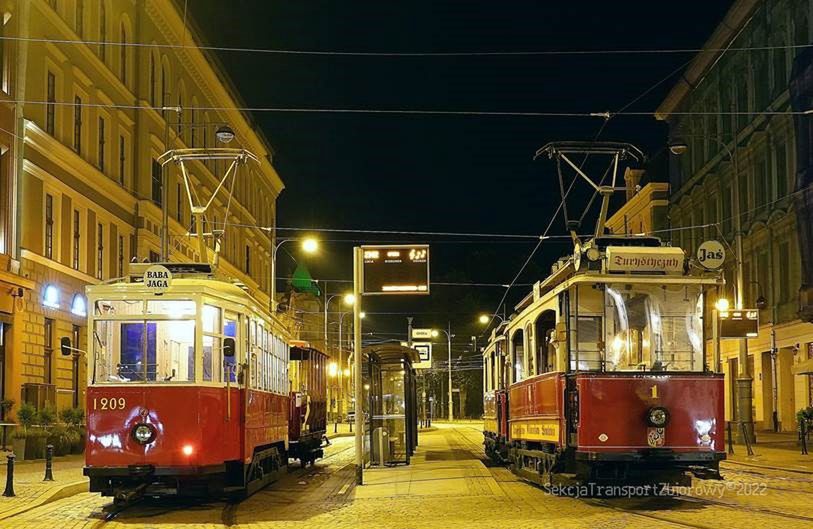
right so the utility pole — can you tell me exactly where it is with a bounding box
[353,247,363,485]
[447,322,453,422]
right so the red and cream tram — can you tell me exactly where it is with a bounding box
[483,237,726,487]
[83,263,327,501]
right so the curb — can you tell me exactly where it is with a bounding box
[327,432,355,440]
[0,479,88,521]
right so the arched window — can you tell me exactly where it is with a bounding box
[190,98,197,147]
[120,22,127,85]
[525,323,534,376]
[176,86,184,134]
[161,58,169,118]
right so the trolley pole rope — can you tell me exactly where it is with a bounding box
[353,247,364,485]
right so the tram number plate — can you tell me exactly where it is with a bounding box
[93,397,127,411]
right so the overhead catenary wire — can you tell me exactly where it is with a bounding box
[4,34,813,57]
[11,98,813,118]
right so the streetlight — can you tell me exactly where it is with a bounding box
[478,313,505,326]
[432,324,455,421]
[268,236,318,312]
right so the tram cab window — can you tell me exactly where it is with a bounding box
[93,300,196,383]
[569,283,704,372]
[224,315,237,382]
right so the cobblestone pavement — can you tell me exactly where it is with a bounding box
[5,425,813,528]
[0,454,87,520]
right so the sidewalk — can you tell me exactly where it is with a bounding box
[0,454,87,521]
[726,430,813,473]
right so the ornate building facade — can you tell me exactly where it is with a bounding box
[657,0,813,432]
[0,0,282,415]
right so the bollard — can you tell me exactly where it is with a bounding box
[3,453,14,497]
[740,422,755,456]
[43,444,54,481]
[802,420,809,455]
[727,422,734,455]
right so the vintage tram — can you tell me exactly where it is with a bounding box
[483,236,726,487]
[83,263,327,501]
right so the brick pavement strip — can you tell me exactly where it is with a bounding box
[0,454,89,521]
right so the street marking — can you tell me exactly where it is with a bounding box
[337,484,350,495]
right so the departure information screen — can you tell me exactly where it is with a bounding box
[361,245,429,295]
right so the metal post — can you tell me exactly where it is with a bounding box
[353,247,363,485]
[43,444,54,481]
[770,304,779,433]
[447,322,453,422]
[3,453,14,497]
[801,418,809,455]
[727,422,734,455]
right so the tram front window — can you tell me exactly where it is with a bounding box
[93,300,196,383]
[571,283,704,372]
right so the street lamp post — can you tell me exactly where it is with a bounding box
[669,135,754,442]
[267,237,318,312]
[432,325,455,421]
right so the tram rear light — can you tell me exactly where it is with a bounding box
[182,444,194,456]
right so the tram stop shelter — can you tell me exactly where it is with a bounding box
[362,344,419,466]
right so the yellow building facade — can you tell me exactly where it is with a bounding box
[0,0,282,417]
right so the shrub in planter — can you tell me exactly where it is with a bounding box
[23,428,48,460]
[0,399,14,421]
[37,407,56,429]
[12,403,36,459]
[47,425,80,456]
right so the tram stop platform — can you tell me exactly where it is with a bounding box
[354,421,505,499]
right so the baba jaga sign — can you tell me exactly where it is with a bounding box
[144,264,172,293]
[605,247,684,274]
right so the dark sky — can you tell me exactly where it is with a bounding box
[190,1,732,347]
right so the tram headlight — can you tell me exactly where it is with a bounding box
[646,407,669,428]
[132,424,155,444]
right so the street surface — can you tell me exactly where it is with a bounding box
[3,423,813,528]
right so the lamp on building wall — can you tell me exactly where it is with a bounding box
[668,142,689,155]
[215,125,235,144]
[42,284,60,309]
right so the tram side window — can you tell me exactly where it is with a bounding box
[202,305,222,382]
[511,330,525,383]
[224,315,237,382]
[570,285,604,371]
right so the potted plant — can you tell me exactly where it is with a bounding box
[12,403,36,460]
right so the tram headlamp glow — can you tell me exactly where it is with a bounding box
[646,407,669,428]
[132,424,155,444]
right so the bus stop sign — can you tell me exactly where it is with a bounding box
[361,245,429,295]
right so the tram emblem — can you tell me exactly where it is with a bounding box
[647,427,666,447]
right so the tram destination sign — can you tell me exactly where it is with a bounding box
[143,264,172,294]
[719,309,759,338]
[606,246,685,274]
[361,245,430,295]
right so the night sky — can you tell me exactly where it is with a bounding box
[190,1,732,348]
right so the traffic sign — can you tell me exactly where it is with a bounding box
[697,240,726,270]
[411,328,434,339]
[361,245,429,295]
[413,342,432,369]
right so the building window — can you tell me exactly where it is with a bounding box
[42,284,60,308]
[44,318,54,384]
[118,234,124,276]
[149,53,156,107]
[151,159,162,205]
[46,71,56,135]
[161,63,168,117]
[775,141,788,200]
[98,116,105,171]
[45,193,54,259]
[779,240,791,303]
[245,245,251,275]
[72,209,80,270]
[75,0,83,37]
[118,135,126,185]
[149,250,159,263]
[190,108,196,147]
[96,223,104,280]
[99,1,107,60]
[73,96,82,154]
[70,294,86,317]
[119,23,127,85]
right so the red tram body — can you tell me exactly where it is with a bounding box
[83,267,328,501]
[483,238,727,487]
